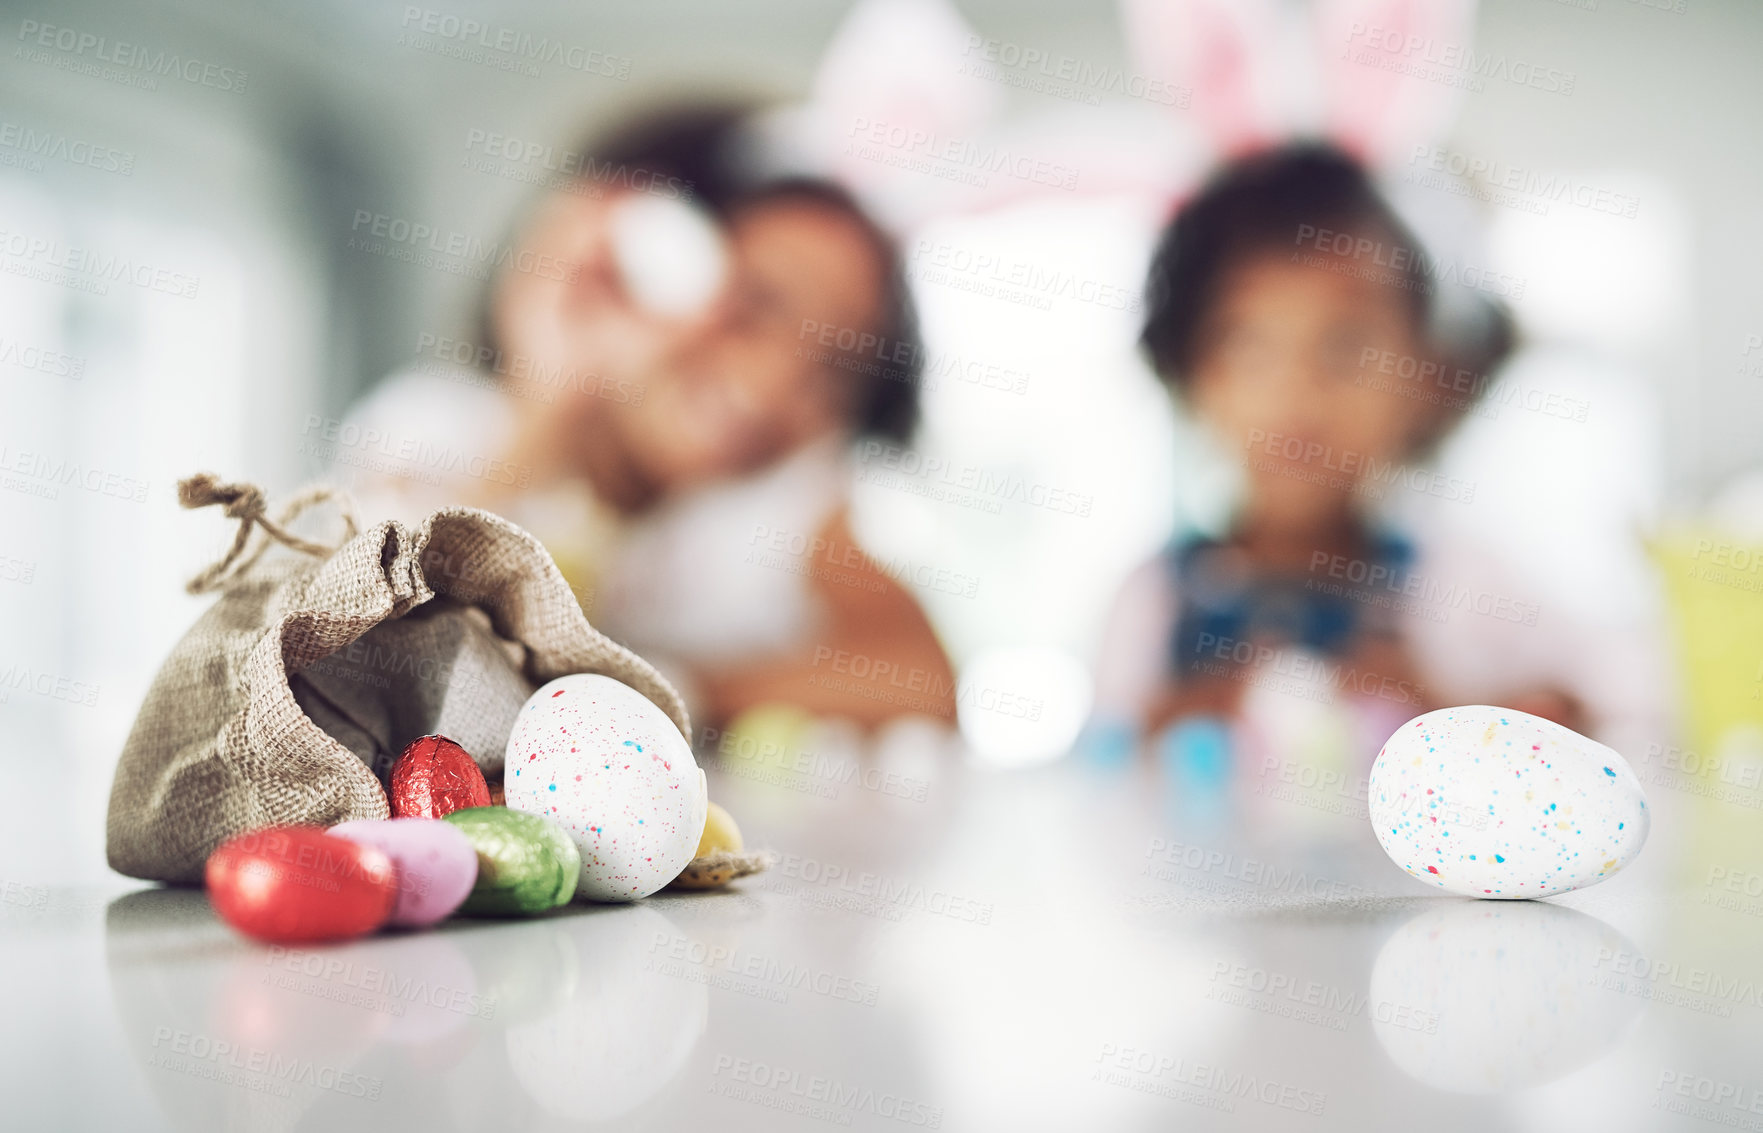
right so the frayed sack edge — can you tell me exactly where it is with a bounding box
[667,849,776,891]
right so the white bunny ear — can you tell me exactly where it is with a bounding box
[1119,0,1297,158]
[1313,0,1479,168]
[809,0,999,136]
[793,0,1004,228]
[1119,0,1479,170]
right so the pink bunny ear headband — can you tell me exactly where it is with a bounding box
[1119,0,1478,171]
[734,0,1498,349]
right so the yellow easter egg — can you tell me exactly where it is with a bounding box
[670,803,756,891]
[695,801,743,857]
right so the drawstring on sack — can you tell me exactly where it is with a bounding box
[178,473,361,594]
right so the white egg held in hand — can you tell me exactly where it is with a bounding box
[1368,705,1649,898]
[504,674,707,902]
[609,195,727,318]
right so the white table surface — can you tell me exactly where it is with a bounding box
[4,749,1759,1133]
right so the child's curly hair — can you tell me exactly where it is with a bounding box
[1141,143,1514,454]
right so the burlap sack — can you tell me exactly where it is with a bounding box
[289,599,536,781]
[106,474,690,885]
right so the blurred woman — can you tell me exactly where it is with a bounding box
[334,103,955,730]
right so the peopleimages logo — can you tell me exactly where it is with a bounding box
[148,1027,382,1100]
[957,35,1190,108]
[1142,838,1374,903]
[0,662,100,707]
[1356,347,1590,423]
[1307,551,1542,627]
[412,333,645,406]
[856,441,1095,518]
[1341,22,1575,96]
[846,118,1081,191]
[0,335,85,379]
[1406,145,1640,219]
[910,240,1141,312]
[397,7,632,79]
[15,19,249,94]
[1654,1068,1763,1128]
[462,129,690,199]
[0,446,149,503]
[699,724,931,803]
[647,932,882,1006]
[1245,429,1477,504]
[1207,960,1440,1035]
[262,946,497,1018]
[347,210,579,283]
[0,229,200,298]
[0,121,135,176]
[773,852,995,925]
[1591,947,1763,1016]
[748,524,981,601]
[1190,632,1427,707]
[1093,1044,1327,1116]
[300,414,532,488]
[797,317,1032,395]
[1291,225,1526,300]
[710,1055,943,1128]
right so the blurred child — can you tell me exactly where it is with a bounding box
[334,104,954,730]
[1092,144,1668,762]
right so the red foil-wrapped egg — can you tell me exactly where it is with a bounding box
[206,826,397,944]
[390,734,492,819]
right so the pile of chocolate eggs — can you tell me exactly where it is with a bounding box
[206,674,753,944]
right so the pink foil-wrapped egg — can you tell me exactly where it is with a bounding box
[329,818,479,927]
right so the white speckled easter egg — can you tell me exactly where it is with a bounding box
[504,674,707,902]
[1368,705,1649,898]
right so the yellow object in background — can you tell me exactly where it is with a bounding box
[670,802,763,890]
[550,547,600,617]
[717,703,816,764]
[697,702,827,829]
[1651,530,1763,868]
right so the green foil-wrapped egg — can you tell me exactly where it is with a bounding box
[444,807,581,916]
